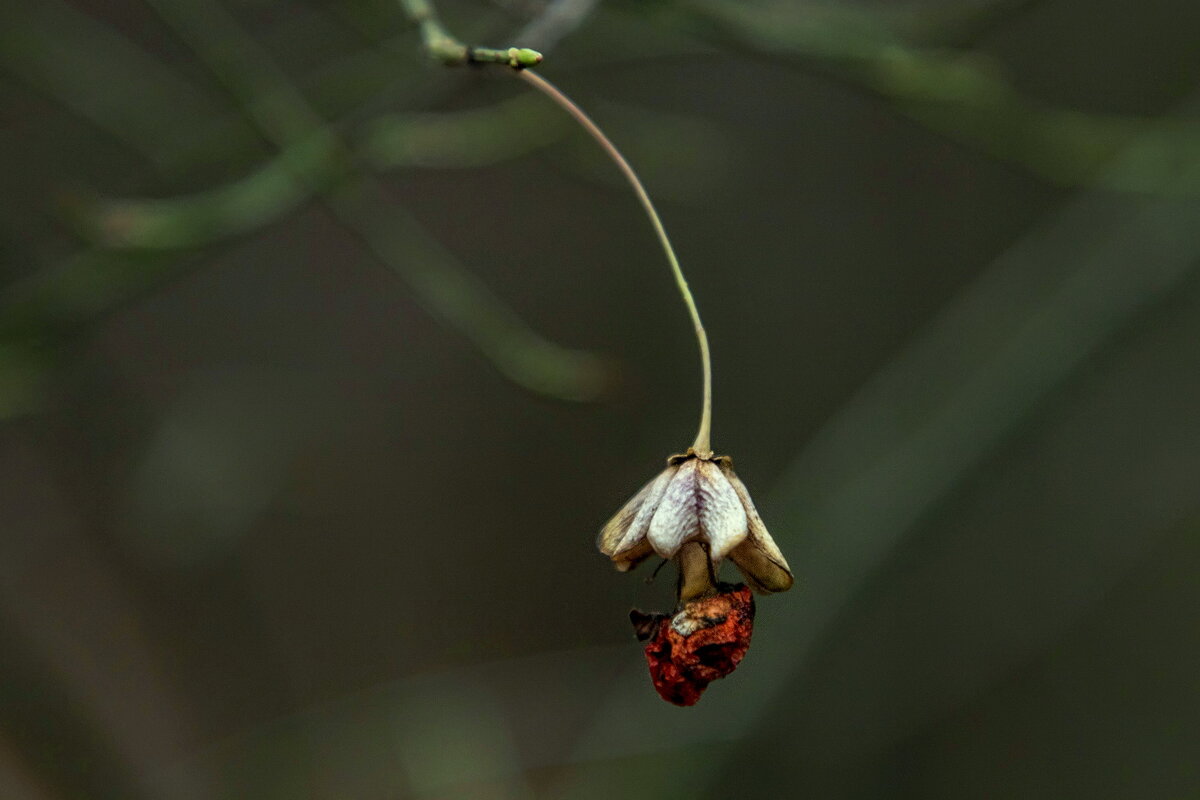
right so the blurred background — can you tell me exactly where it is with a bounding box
[3,0,1200,797]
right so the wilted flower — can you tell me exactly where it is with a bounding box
[511,52,792,704]
[599,448,793,704]
[597,448,793,599]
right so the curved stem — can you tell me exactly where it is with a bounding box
[518,70,713,455]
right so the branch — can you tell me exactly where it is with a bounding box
[79,95,571,251]
[398,0,543,67]
[142,0,606,400]
[0,0,609,408]
[678,0,1200,195]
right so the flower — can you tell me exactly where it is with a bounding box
[597,449,793,596]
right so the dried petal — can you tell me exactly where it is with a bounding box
[719,461,794,593]
[597,464,677,571]
[647,458,701,558]
[695,459,749,561]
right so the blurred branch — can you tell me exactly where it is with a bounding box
[0,0,613,407]
[361,93,569,167]
[398,0,544,67]
[0,0,411,175]
[84,88,725,253]
[0,0,242,171]
[909,0,1048,48]
[81,131,346,250]
[331,181,610,400]
[82,95,572,251]
[138,0,607,401]
[678,0,1200,195]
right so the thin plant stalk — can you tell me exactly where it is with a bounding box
[518,70,714,455]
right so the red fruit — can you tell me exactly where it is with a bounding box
[630,584,755,706]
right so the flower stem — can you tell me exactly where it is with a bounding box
[517,70,714,455]
[677,541,717,603]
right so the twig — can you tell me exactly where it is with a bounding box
[84,95,571,250]
[398,0,543,67]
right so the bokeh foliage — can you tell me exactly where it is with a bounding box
[2,0,1200,798]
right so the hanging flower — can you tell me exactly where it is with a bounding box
[495,59,795,706]
[598,448,793,705]
[597,448,793,598]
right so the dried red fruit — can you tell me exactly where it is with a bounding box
[631,583,755,706]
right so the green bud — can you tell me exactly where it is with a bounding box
[508,47,543,68]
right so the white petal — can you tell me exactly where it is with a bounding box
[647,458,700,558]
[618,467,677,555]
[720,462,794,593]
[696,460,748,561]
[597,465,677,569]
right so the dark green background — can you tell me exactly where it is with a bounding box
[2,0,1199,797]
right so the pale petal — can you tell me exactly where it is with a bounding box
[720,461,794,593]
[647,458,700,558]
[611,538,654,572]
[597,465,677,570]
[728,538,794,593]
[695,460,748,561]
[619,466,677,554]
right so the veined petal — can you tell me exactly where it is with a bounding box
[719,461,794,593]
[647,458,700,558]
[598,465,677,570]
[695,460,748,561]
[728,538,793,593]
[621,466,677,554]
